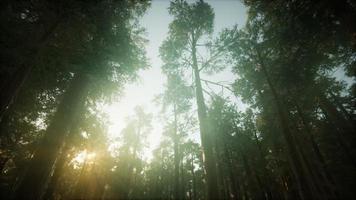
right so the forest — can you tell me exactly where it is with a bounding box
[0,0,355,199]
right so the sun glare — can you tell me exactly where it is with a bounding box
[103,95,164,161]
[70,150,97,169]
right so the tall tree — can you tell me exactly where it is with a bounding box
[113,106,152,199]
[160,1,222,198]
[158,73,193,200]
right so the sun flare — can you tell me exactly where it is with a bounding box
[70,150,97,169]
[104,97,164,161]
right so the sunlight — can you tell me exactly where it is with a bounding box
[4,0,355,199]
[70,150,96,169]
[103,92,164,161]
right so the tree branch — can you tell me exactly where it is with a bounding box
[200,78,234,93]
[198,47,225,72]
[202,88,215,99]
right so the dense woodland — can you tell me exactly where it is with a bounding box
[0,0,355,199]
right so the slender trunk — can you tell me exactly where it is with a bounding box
[0,114,11,172]
[14,72,88,200]
[213,135,226,199]
[294,134,326,197]
[162,150,166,200]
[123,153,136,199]
[223,143,240,200]
[257,90,287,200]
[191,155,197,200]
[318,94,356,167]
[215,147,226,199]
[219,132,241,200]
[253,130,273,200]
[89,162,103,199]
[240,176,249,200]
[253,169,267,200]
[180,159,185,200]
[42,145,67,200]
[241,152,264,199]
[154,173,161,199]
[173,104,180,200]
[120,127,141,199]
[73,158,88,199]
[283,103,326,198]
[191,34,218,200]
[256,48,317,199]
[294,101,340,198]
[42,124,80,200]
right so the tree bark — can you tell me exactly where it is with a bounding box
[191,34,219,200]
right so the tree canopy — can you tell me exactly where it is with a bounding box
[0,0,355,200]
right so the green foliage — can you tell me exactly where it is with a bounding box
[0,0,355,199]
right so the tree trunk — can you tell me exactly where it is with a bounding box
[191,34,219,200]
[180,159,186,200]
[256,48,317,199]
[173,104,180,200]
[215,148,227,199]
[13,72,88,200]
[318,94,356,167]
[294,101,340,198]
[191,155,197,200]
[42,124,80,200]
[241,152,264,199]
[0,113,11,172]
[252,130,274,200]
[73,158,89,199]
[223,143,241,200]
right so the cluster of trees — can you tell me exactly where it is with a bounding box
[159,0,355,199]
[0,0,149,199]
[0,0,355,200]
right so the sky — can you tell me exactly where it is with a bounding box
[103,0,248,159]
